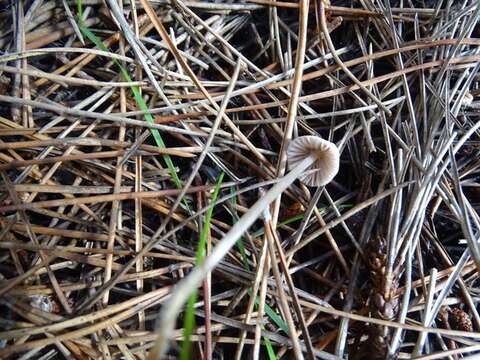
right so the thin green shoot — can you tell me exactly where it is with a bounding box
[228,186,277,359]
[76,0,184,191]
[180,173,224,360]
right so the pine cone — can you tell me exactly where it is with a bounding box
[357,236,400,360]
[449,308,473,332]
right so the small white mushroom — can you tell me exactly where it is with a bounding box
[150,135,340,359]
[287,135,340,187]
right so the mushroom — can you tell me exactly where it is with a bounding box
[149,136,340,359]
[287,135,340,187]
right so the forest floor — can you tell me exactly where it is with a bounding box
[0,1,480,359]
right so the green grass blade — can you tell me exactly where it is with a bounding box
[249,204,353,240]
[228,187,280,357]
[250,213,304,239]
[76,1,183,190]
[264,337,276,360]
[248,289,289,334]
[180,290,197,360]
[180,173,224,360]
[196,172,224,263]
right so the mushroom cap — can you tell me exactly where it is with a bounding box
[287,135,340,187]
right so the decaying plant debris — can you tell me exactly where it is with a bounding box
[1,0,480,359]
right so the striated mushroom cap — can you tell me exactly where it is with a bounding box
[287,135,340,187]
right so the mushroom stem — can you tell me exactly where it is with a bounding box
[148,154,317,360]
